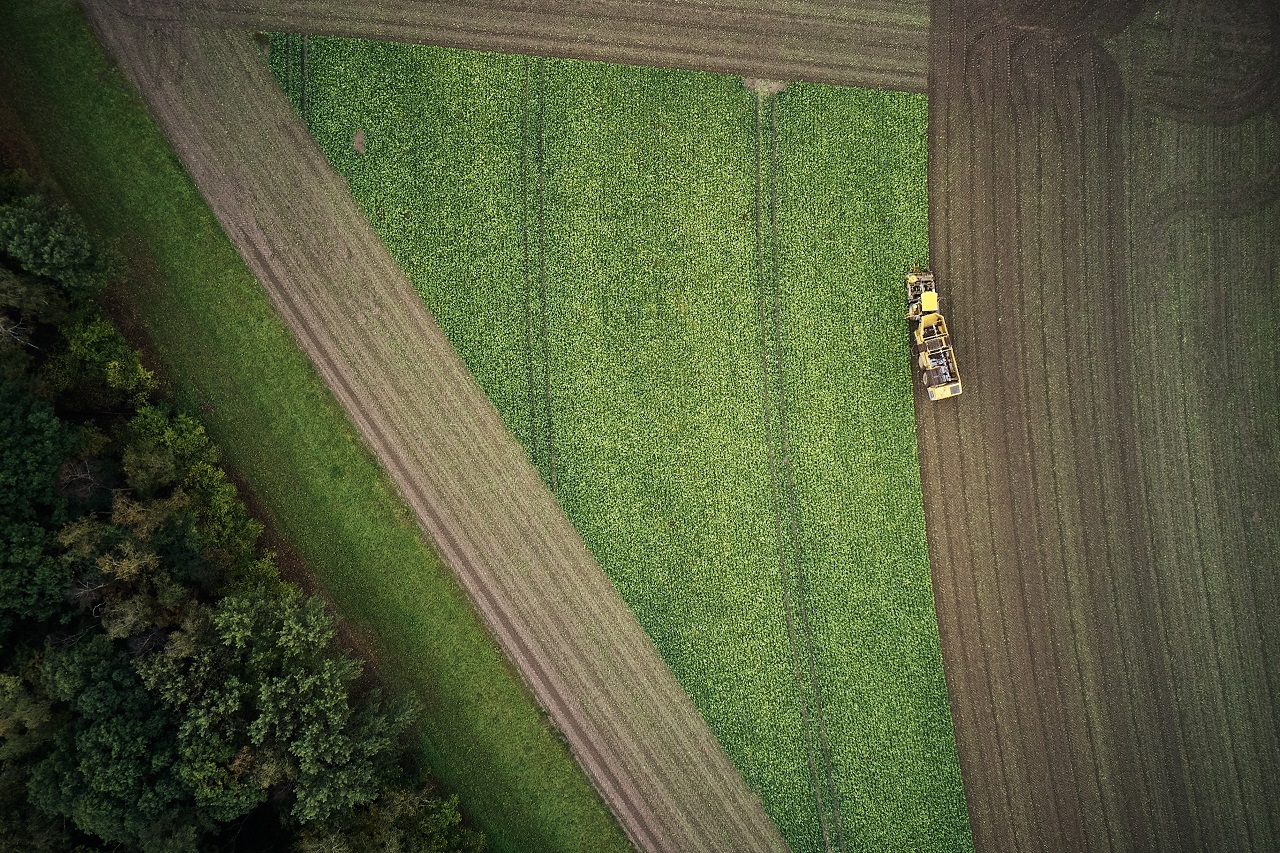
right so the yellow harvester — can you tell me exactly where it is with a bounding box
[905,269,962,401]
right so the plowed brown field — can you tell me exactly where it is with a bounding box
[923,1,1279,851]
[107,0,929,93]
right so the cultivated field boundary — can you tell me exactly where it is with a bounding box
[72,1,1279,851]
[919,1,1279,851]
[79,4,791,851]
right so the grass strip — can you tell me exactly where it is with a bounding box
[0,3,631,851]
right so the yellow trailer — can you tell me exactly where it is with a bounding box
[905,270,963,401]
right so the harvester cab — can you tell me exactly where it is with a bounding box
[905,269,963,401]
[905,270,938,321]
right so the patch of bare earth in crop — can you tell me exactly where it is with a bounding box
[110,0,930,92]
[923,0,1279,851]
[80,4,791,852]
[743,77,787,97]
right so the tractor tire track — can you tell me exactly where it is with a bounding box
[752,90,844,853]
[520,55,558,490]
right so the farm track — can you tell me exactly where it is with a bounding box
[106,0,929,93]
[925,1,1279,850]
[751,93,843,853]
[79,5,791,852]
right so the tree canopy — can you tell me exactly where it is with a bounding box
[0,382,73,635]
[0,170,485,852]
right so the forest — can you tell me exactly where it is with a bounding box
[0,167,483,853]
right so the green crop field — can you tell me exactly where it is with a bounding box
[276,36,971,852]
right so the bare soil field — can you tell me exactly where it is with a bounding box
[922,0,1279,850]
[107,0,929,93]
[80,3,791,851]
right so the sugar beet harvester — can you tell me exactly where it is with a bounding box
[905,269,963,401]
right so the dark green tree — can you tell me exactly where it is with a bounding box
[0,264,69,381]
[28,635,207,853]
[39,313,156,410]
[0,171,484,853]
[58,491,196,646]
[122,406,263,577]
[295,784,486,853]
[0,193,107,303]
[138,591,409,826]
[0,382,72,637]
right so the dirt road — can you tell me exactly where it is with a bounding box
[921,1,1279,850]
[81,4,791,851]
[104,0,929,92]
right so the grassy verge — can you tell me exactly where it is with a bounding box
[0,3,630,852]
[289,35,971,852]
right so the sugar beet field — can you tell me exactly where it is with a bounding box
[271,36,969,852]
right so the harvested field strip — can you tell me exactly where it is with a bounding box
[924,0,1280,850]
[1111,5,1280,843]
[925,8,1138,851]
[287,36,970,853]
[79,4,790,852]
[112,0,930,92]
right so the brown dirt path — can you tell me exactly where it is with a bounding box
[107,0,929,93]
[923,1,1279,850]
[80,4,791,852]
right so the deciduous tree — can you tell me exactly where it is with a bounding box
[0,382,72,635]
[139,591,410,826]
[29,635,207,853]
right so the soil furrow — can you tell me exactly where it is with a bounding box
[925,1,1279,850]
[924,23,1012,847]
